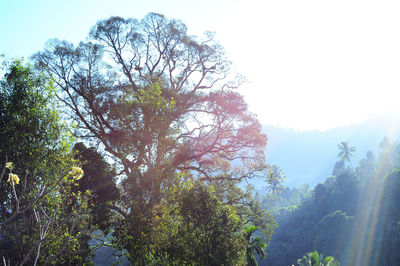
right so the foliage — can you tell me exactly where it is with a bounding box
[262,139,400,266]
[355,150,375,185]
[262,184,311,212]
[297,250,339,266]
[337,141,356,170]
[0,60,93,265]
[210,177,277,242]
[266,164,286,195]
[312,211,353,257]
[244,224,267,266]
[34,13,271,262]
[73,142,120,232]
[151,179,246,265]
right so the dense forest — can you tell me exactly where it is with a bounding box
[1,12,400,266]
[262,139,400,265]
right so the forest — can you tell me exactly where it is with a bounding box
[1,13,400,266]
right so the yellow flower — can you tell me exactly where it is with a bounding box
[7,173,20,185]
[5,162,13,170]
[69,167,84,180]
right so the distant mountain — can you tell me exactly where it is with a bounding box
[256,113,400,190]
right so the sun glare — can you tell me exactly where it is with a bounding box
[216,0,400,131]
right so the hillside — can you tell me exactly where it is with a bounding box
[261,113,400,189]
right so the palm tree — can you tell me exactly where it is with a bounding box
[297,250,340,266]
[337,141,356,171]
[266,165,286,194]
[244,225,267,266]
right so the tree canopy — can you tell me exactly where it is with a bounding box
[33,13,273,263]
[0,60,93,265]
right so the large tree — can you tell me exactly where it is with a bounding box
[34,13,270,262]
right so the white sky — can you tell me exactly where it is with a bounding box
[1,0,399,131]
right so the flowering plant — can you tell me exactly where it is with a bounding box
[7,173,20,185]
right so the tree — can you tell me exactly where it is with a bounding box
[266,165,286,194]
[244,224,267,266]
[264,138,400,266]
[151,179,246,265]
[355,151,375,184]
[34,13,269,261]
[375,137,399,178]
[209,177,276,242]
[313,183,328,202]
[313,211,353,260]
[0,60,93,265]
[73,142,120,232]
[297,251,340,266]
[332,159,345,176]
[337,141,356,171]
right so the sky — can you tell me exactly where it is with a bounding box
[1,0,400,131]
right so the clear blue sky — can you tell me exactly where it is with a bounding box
[1,0,400,131]
[0,0,232,57]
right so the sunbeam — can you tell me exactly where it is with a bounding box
[345,170,386,265]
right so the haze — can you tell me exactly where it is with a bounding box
[1,0,399,131]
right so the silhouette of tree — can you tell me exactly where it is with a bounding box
[337,141,356,171]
